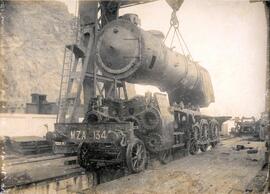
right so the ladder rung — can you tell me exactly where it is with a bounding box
[64,55,72,58]
[70,72,81,79]
[59,100,67,104]
[64,58,72,62]
[66,94,77,100]
[60,93,67,96]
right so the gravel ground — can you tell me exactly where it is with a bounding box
[92,137,265,194]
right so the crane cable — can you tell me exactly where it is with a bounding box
[74,0,80,43]
[164,10,193,61]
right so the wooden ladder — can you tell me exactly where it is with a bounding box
[57,35,94,123]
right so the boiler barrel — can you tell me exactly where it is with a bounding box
[96,19,214,107]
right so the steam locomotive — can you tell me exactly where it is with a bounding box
[49,18,230,173]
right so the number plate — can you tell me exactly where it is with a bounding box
[93,130,108,140]
[54,141,66,145]
[70,130,86,140]
[69,129,109,141]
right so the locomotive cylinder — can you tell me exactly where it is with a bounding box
[96,19,215,107]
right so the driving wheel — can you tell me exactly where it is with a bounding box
[159,149,173,164]
[190,139,199,155]
[126,139,147,173]
[200,144,208,152]
[77,142,97,171]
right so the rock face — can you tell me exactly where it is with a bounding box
[0,1,75,104]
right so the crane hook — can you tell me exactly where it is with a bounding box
[170,10,179,28]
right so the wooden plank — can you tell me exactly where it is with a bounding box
[5,154,66,166]
[4,156,84,188]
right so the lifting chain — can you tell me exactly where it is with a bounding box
[164,9,193,61]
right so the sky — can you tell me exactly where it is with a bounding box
[62,0,267,119]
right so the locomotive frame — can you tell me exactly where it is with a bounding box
[51,93,229,173]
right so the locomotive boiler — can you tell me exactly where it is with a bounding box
[96,19,215,107]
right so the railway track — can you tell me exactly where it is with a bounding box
[4,154,67,166]
[3,152,92,192]
[2,137,266,193]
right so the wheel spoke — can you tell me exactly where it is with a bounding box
[81,146,88,157]
[138,149,143,157]
[133,158,138,168]
[132,156,138,161]
[162,153,166,160]
[136,144,142,155]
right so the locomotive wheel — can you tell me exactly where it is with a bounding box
[144,133,163,153]
[141,108,161,131]
[126,139,147,173]
[209,119,220,140]
[192,123,200,140]
[190,123,200,155]
[77,142,97,171]
[200,144,208,152]
[159,149,173,164]
[211,141,218,148]
[200,119,209,141]
[199,119,209,152]
[77,142,88,169]
[189,139,199,155]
